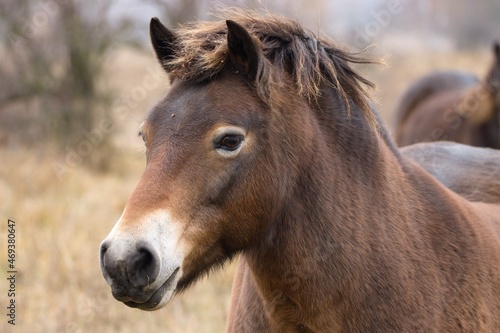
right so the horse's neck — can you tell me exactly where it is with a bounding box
[243,101,442,324]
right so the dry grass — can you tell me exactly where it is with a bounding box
[0,47,235,333]
[0,146,236,333]
[0,45,494,333]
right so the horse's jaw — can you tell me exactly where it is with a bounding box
[123,267,182,311]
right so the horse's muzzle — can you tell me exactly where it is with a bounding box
[99,236,181,310]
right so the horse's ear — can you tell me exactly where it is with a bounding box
[226,20,259,81]
[150,17,177,71]
[494,41,500,59]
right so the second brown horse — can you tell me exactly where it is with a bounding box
[394,43,500,148]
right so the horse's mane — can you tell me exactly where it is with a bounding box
[163,9,377,122]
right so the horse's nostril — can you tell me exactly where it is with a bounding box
[127,244,161,288]
[99,241,109,271]
[99,240,115,285]
[100,241,109,261]
[99,239,161,291]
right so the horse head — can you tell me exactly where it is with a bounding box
[99,17,312,311]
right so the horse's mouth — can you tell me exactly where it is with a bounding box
[122,267,181,311]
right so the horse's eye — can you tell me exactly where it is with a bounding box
[217,135,244,151]
[138,131,146,143]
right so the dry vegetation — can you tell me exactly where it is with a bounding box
[0,48,235,333]
[0,44,494,333]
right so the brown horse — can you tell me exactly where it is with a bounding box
[401,141,500,204]
[394,43,500,148]
[100,12,500,333]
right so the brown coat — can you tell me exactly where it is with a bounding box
[100,11,500,333]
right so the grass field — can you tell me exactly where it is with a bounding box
[0,45,493,332]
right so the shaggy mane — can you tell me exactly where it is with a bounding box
[163,10,377,122]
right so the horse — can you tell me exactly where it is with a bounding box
[401,141,500,204]
[393,42,500,148]
[99,11,500,333]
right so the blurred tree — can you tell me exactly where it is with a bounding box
[145,0,328,33]
[0,0,131,170]
[383,0,499,51]
[145,0,209,26]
